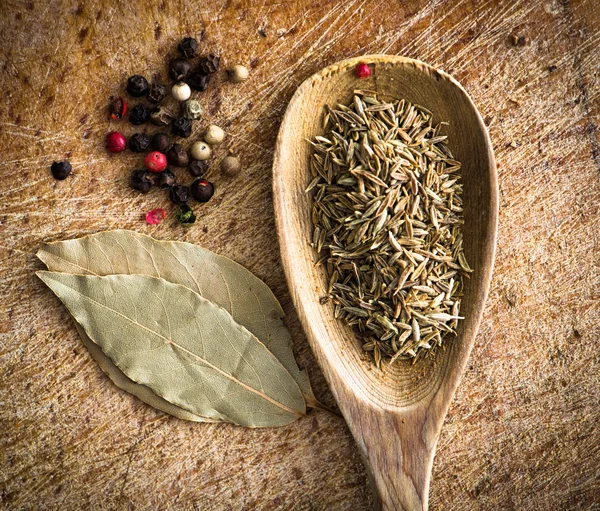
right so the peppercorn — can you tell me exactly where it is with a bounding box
[355,63,371,79]
[105,131,127,153]
[147,83,167,104]
[166,143,189,167]
[172,82,191,102]
[151,132,170,152]
[191,179,214,202]
[50,160,72,180]
[109,97,127,120]
[169,59,192,81]
[187,71,210,91]
[221,155,241,176]
[150,106,174,126]
[156,168,176,189]
[190,141,211,160]
[172,117,192,138]
[146,208,166,225]
[228,64,249,83]
[175,204,196,227]
[170,185,190,205]
[182,99,203,120]
[204,124,225,145]
[129,133,151,152]
[199,54,220,74]
[178,37,198,58]
[129,104,151,125]
[144,151,168,173]
[130,170,155,193]
[127,75,149,97]
[189,159,208,177]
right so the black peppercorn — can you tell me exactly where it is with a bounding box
[50,160,72,180]
[170,185,190,205]
[130,170,155,193]
[169,58,192,81]
[156,168,176,189]
[178,37,198,59]
[150,106,173,126]
[198,54,220,74]
[172,117,192,138]
[151,132,170,152]
[166,143,189,167]
[129,104,151,125]
[187,71,210,91]
[147,83,167,104]
[191,179,214,202]
[189,159,209,177]
[127,75,149,97]
[129,133,151,152]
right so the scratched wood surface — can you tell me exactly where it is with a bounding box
[1,0,599,509]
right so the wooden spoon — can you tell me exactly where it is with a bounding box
[273,55,498,510]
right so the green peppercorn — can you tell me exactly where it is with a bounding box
[50,160,72,180]
[182,99,203,120]
[150,106,173,126]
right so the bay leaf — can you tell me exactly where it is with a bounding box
[37,230,314,403]
[37,271,306,427]
[74,325,217,423]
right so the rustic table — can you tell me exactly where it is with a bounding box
[1,0,599,509]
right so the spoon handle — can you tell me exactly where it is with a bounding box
[346,405,437,510]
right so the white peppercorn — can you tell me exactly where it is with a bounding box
[190,141,211,160]
[172,82,191,102]
[221,155,241,176]
[228,64,249,83]
[204,124,225,145]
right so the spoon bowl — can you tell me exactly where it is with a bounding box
[273,55,498,510]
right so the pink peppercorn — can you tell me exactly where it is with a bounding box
[105,131,127,153]
[144,151,168,173]
[145,208,166,225]
[355,62,371,79]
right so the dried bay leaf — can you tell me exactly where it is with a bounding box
[37,230,314,404]
[37,271,306,427]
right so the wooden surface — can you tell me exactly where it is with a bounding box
[273,55,498,510]
[1,0,599,509]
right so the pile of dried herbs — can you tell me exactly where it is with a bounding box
[307,91,472,366]
[37,230,328,427]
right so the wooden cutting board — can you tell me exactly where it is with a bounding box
[1,0,599,509]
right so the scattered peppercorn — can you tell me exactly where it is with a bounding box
[150,106,174,126]
[156,168,176,189]
[172,82,191,102]
[50,160,72,180]
[187,71,210,91]
[204,124,225,145]
[105,131,127,153]
[170,185,191,205]
[221,155,241,176]
[175,204,196,227]
[129,133,151,152]
[169,59,192,81]
[509,34,529,47]
[190,141,211,160]
[127,75,149,97]
[228,64,249,83]
[147,83,167,104]
[178,37,198,59]
[191,179,214,202]
[129,104,151,125]
[199,54,220,74]
[145,208,166,225]
[183,99,203,120]
[151,132,170,152]
[166,143,189,167]
[109,97,127,120]
[144,151,168,173]
[130,170,155,193]
[189,159,208,177]
[172,117,192,138]
[355,62,371,79]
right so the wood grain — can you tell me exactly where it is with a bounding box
[1,0,599,509]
